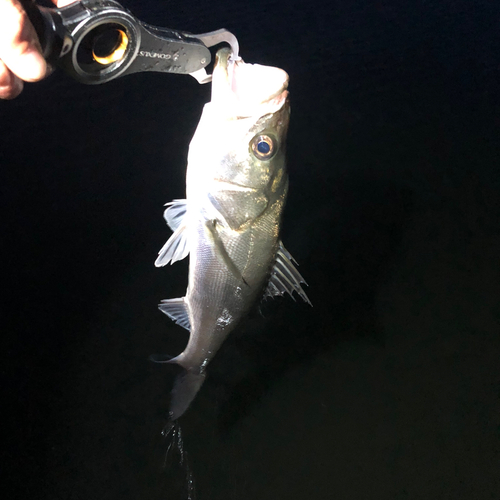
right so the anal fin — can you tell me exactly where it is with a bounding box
[159,297,191,331]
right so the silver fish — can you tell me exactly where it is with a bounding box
[155,47,311,420]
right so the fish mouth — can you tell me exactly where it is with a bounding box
[211,47,289,117]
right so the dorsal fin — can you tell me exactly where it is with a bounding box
[158,297,191,331]
[163,199,187,231]
[265,242,312,305]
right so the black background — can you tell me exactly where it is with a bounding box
[2,0,499,498]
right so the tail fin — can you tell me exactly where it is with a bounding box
[169,369,206,421]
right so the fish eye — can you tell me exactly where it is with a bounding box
[250,134,277,160]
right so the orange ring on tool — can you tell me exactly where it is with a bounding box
[92,29,128,65]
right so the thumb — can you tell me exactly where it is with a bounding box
[0,0,47,82]
[52,1,78,6]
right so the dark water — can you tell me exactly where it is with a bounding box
[2,0,500,498]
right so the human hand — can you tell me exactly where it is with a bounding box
[0,0,76,99]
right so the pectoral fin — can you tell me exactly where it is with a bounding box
[155,224,189,266]
[265,242,312,305]
[204,219,248,285]
[208,190,268,231]
[163,199,187,231]
[155,199,189,266]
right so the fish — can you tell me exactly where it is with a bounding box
[155,47,311,421]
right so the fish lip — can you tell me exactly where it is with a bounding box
[212,48,289,115]
[213,47,241,96]
[214,47,233,74]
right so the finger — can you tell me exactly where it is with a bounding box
[0,59,24,100]
[0,0,47,82]
[53,1,78,7]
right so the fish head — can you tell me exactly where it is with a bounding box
[188,48,290,194]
